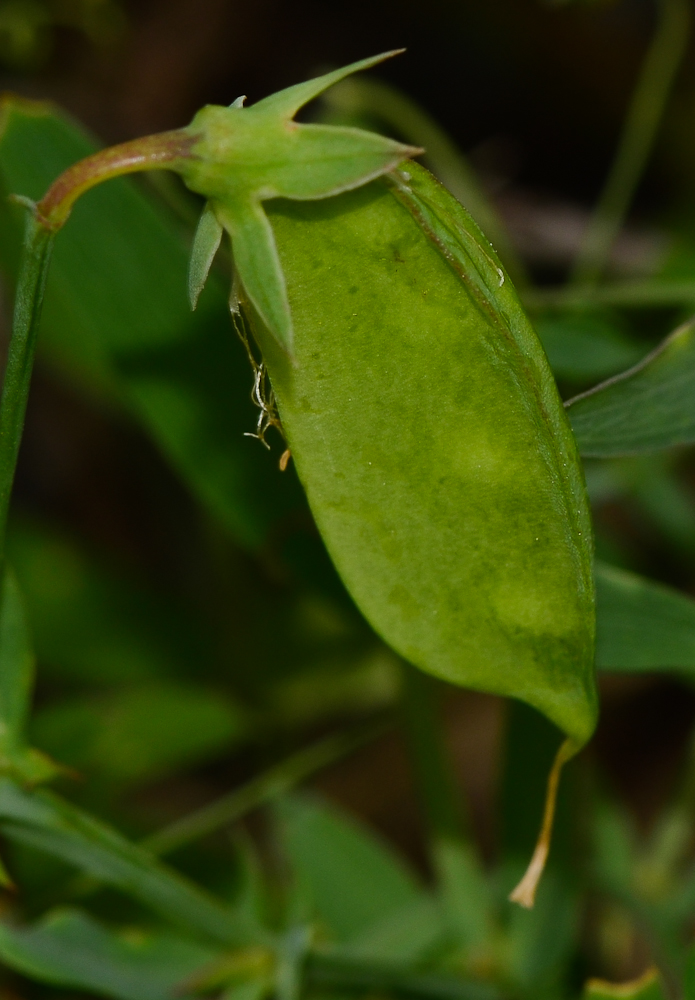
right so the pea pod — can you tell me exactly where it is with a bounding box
[9,55,597,907]
[245,165,596,740]
[242,163,597,905]
[178,62,597,790]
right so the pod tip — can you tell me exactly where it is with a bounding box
[508,736,577,909]
[508,840,549,908]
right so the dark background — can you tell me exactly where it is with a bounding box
[17,0,692,213]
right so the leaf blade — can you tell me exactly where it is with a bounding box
[595,560,695,674]
[567,318,695,456]
[0,907,216,1000]
[0,780,261,946]
[276,794,425,944]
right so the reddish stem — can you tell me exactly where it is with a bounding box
[35,129,198,231]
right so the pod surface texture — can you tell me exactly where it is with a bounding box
[250,163,597,744]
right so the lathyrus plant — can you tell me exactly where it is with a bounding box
[1,50,597,906]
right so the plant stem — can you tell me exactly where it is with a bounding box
[0,131,196,577]
[571,0,690,286]
[400,664,465,842]
[36,130,195,230]
[142,720,388,857]
[0,216,54,578]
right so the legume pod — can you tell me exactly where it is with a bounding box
[246,162,597,751]
[16,56,598,904]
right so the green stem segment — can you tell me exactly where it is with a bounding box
[571,0,690,286]
[0,216,54,579]
[0,130,194,576]
[35,130,195,230]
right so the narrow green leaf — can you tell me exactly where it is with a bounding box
[595,560,695,674]
[583,969,667,1000]
[340,896,444,963]
[0,568,60,786]
[535,314,644,383]
[0,568,60,881]
[0,780,261,946]
[506,869,578,993]
[592,801,637,898]
[30,681,248,788]
[189,201,223,309]
[0,210,54,566]
[401,665,466,843]
[0,569,35,751]
[0,907,216,1000]
[433,837,493,950]
[684,942,695,1000]
[276,795,425,944]
[142,724,383,858]
[523,279,695,311]
[567,318,695,456]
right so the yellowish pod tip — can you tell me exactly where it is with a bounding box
[508,737,576,908]
[584,968,662,998]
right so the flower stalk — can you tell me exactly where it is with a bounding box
[35,129,196,231]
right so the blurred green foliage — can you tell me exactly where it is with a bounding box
[0,0,123,69]
[0,2,694,999]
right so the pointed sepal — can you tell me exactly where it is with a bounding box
[260,123,420,201]
[189,201,224,309]
[251,50,404,120]
[215,199,293,354]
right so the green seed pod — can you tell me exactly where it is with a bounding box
[245,164,596,746]
[242,164,598,903]
[19,53,597,907]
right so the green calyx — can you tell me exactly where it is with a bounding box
[178,51,422,353]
